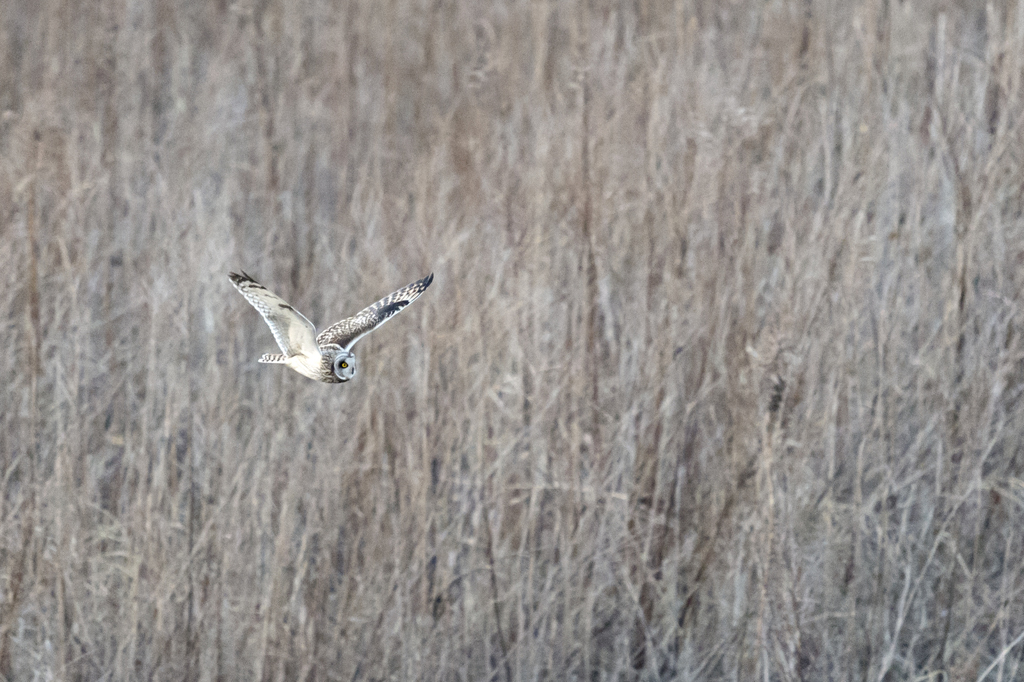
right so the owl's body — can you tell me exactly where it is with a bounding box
[259,345,345,383]
[229,271,433,383]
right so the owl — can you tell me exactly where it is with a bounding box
[229,271,433,383]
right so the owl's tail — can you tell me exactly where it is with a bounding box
[259,353,288,363]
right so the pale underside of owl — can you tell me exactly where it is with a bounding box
[228,271,433,383]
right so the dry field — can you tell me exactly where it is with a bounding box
[3,1,1024,680]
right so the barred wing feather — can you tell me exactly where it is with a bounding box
[316,273,433,351]
[228,272,321,361]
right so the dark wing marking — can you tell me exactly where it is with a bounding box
[316,273,433,351]
[228,271,321,360]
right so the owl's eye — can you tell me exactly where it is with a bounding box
[341,362,348,369]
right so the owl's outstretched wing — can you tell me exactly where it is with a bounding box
[229,272,321,361]
[316,273,433,351]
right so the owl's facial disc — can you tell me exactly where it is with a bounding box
[333,351,357,382]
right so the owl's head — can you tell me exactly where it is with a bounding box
[332,350,357,382]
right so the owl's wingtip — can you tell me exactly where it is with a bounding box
[228,271,258,286]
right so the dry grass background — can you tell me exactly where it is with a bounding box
[3,0,1024,680]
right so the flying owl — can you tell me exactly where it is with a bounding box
[228,271,433,383]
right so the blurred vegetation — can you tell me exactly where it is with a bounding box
[3,0,1024,680]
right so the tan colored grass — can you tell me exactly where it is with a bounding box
[3,1,1024,680]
